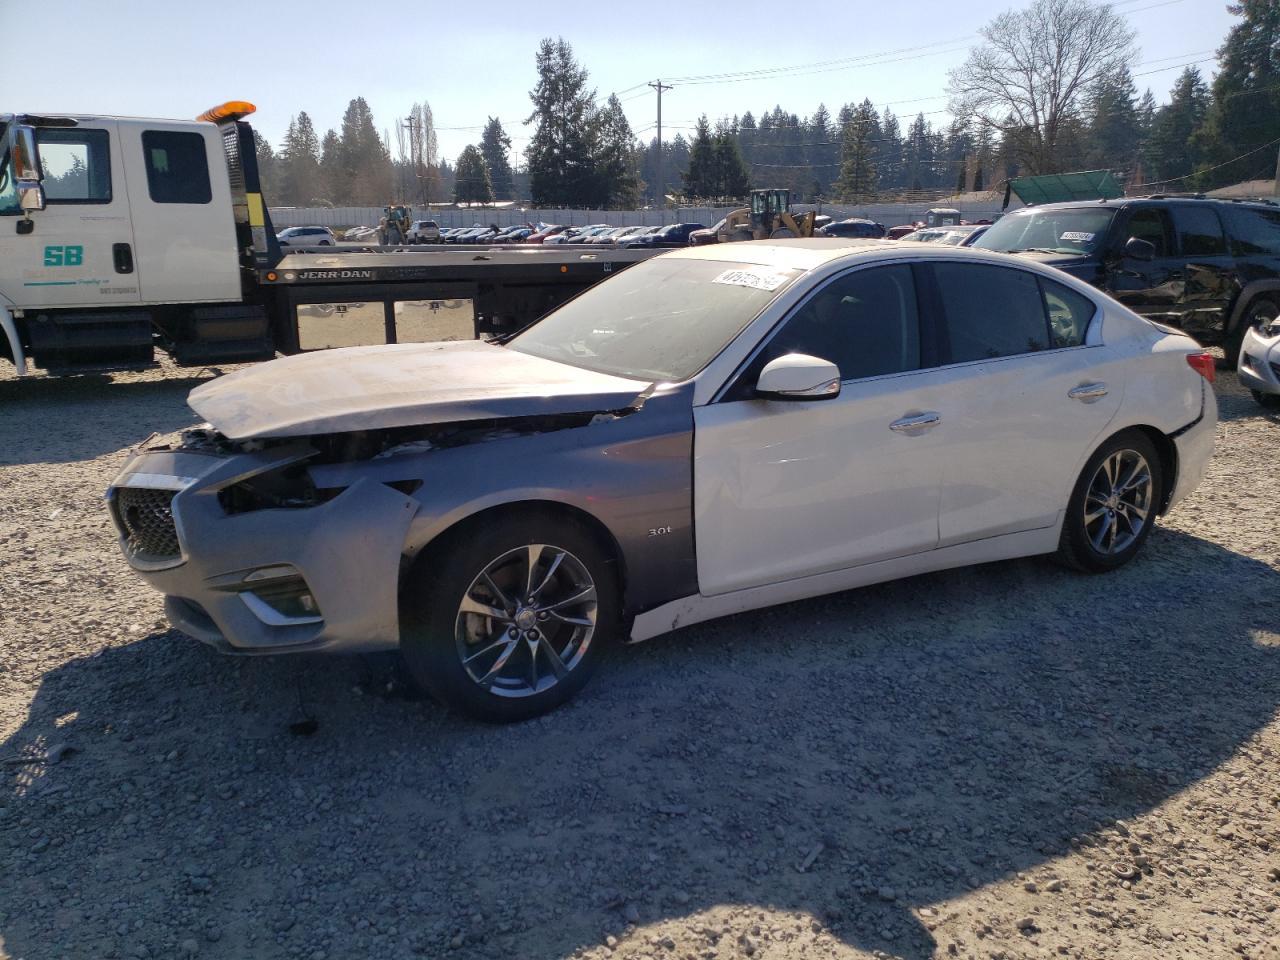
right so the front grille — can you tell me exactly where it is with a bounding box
[116,487,181,559]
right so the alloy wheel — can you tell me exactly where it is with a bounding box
[454,544,598,698]
[1084,449,1154,555]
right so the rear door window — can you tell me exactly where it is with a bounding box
[1171,206,1228,256]
[1225,205,1280,256]
[142,131,211,204]
[932,262,1050,362]
[1040,278,1096,348]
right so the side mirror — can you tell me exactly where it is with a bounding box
[755,354,841,401]
[9,125,43,181]
[7,125,46,219]
[1124,236,1156,262]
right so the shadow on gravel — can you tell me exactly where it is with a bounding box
[0,373,212,466]
[3,528,1279,960]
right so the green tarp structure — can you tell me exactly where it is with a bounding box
[1004,170,1124,209]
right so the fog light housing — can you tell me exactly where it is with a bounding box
[239,566,323,626]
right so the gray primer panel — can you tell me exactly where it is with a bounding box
[189,340,651,440]
[308,382,698,619]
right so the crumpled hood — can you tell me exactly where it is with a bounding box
[188,340,652,439]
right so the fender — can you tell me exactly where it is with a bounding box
[1226,278,1280,335]
[0,306,27,376]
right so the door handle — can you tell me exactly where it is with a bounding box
[1068,382,1108,402]
[889,412,941,434]
[112,242,134,274]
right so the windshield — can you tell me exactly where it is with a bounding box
[508,256,801,381]
[974,207,1116,255]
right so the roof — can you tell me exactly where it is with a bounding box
[1008,170,1123,206]
[1000,196,1280,214]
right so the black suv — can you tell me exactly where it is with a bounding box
[973,197,1280,360]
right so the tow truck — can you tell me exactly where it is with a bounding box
[0,102,658,376]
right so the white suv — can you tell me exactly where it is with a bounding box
[276,226,336,247]
[406,220,441,244]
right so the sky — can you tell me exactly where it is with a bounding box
[1,0,1239,165]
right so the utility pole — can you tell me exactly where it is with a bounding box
[403,115,427,208]
[649,80,673,219]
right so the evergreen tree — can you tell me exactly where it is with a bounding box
[877,108,904,191]
[903,113,934,193]
[683,116,716,199]
[712,122,751,199]
[1193,0,1280,188]
[594,94,640,207]
[454,145,494,203]
[318,129,346,204]
[525,37,598,206]
[479,117,515,200]
[1085,66,1142,178]
[339,97,392,205]
[1150,67,1211,184]
[279,112,322,205]
[253,130,278,202]
[835,102,878,200]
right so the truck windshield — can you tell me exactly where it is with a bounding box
[508,257,800,382]
[973,207,1116,256]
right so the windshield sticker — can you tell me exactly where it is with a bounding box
[1060,231,1095,242]
[713,268,791,291]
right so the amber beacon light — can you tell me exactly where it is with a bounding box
[196,101,257,123]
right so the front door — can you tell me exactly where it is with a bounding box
[0,121,141,309]
[1104,206,1183,324]
[694,263,944,596]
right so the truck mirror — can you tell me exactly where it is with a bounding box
[9,125,43,182]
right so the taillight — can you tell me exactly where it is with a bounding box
[1186,352,1215,383]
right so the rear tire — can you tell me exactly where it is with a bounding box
[1057,430,1164,573]
[399,513,619,722]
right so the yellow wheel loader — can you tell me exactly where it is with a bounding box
[715,189,817,243]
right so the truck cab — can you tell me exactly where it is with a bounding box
[0,107,272,372]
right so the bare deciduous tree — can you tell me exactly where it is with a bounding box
[948,0,1136,174]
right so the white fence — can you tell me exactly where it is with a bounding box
[270,201,1008,231]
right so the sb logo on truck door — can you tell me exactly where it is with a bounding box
[43,245,84,267]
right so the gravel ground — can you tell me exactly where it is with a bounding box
[1,357,1278,960]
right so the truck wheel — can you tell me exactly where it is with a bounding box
[399,513,620,722]
[1220,297,1278,368]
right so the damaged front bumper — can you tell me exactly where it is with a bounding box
[107,446,418,655]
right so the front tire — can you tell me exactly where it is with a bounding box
[1057,430,1163,573]
[1253,389,1280,409]
[400,514,619,722]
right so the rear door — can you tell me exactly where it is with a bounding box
[1168,204,1236,342]
[926,261,1124,544]
[0,121,141,309]
[116,122,241,303]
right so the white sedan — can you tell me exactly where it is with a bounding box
[109,241,1217,720]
